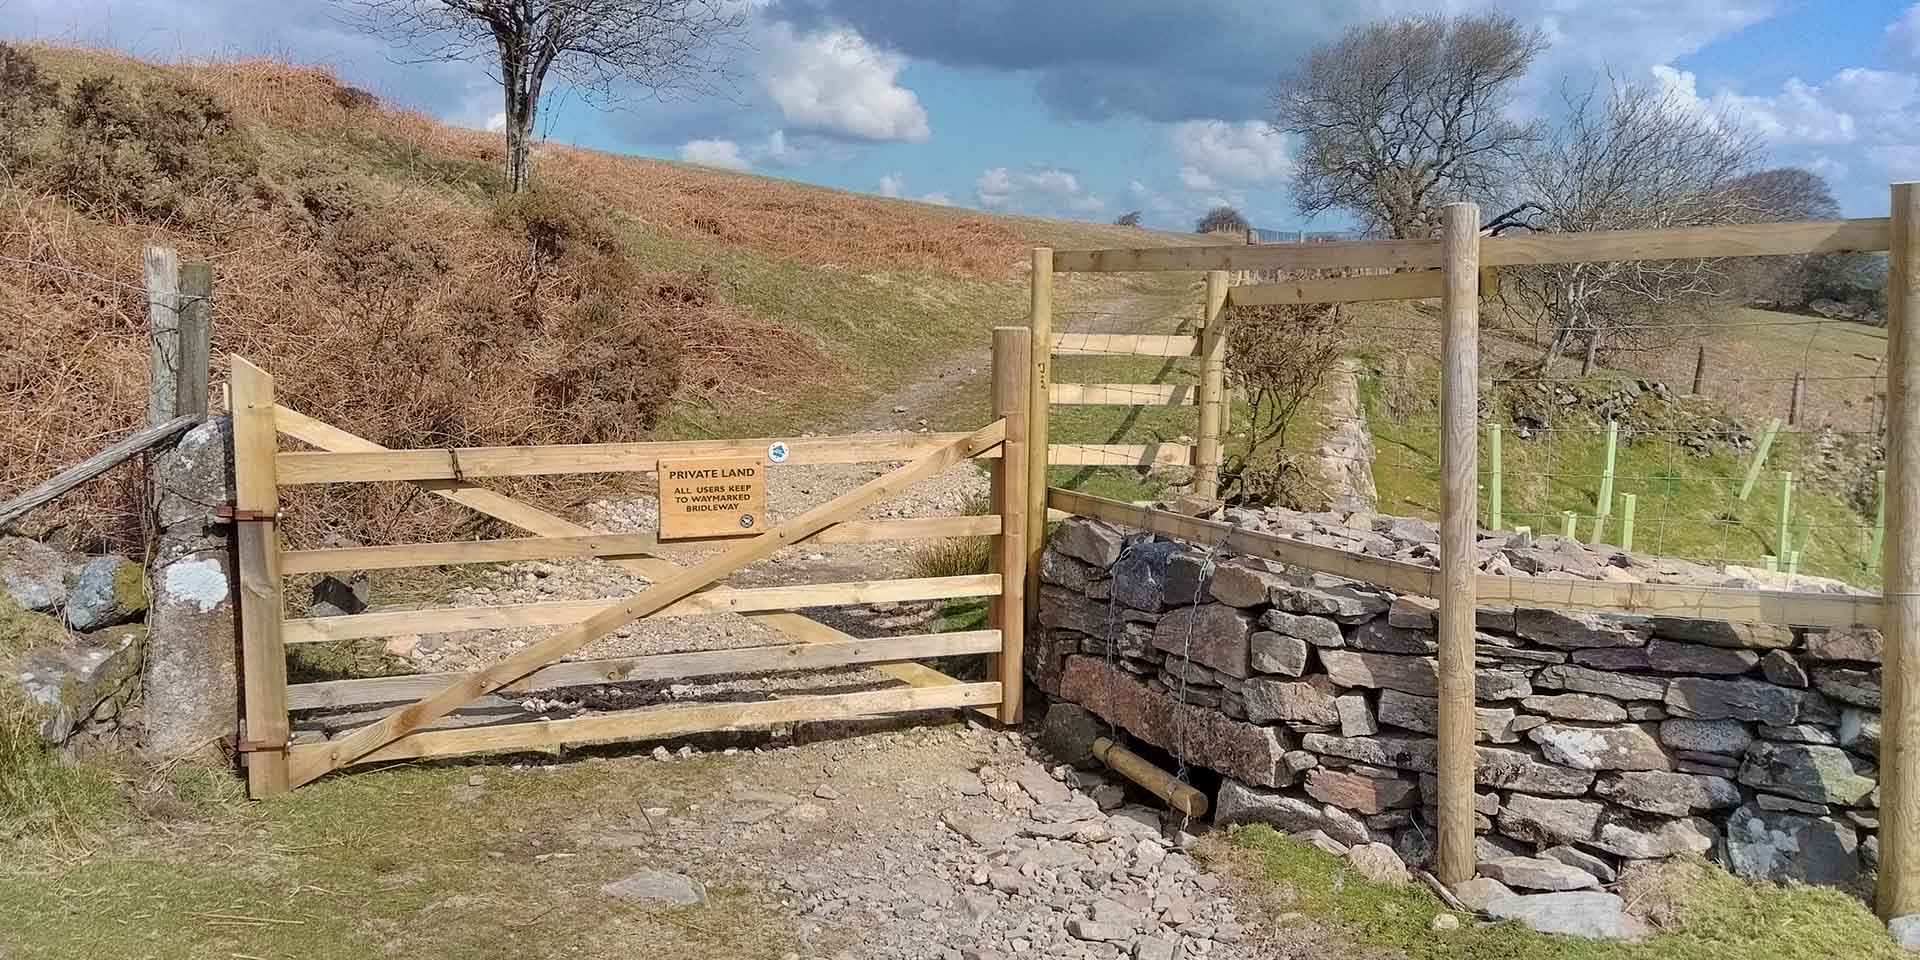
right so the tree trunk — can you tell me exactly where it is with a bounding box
[505,107,534,192]
[1580,327,1600,377]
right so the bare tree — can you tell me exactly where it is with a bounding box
[1220,302,1347,506]
[1498,80,1762,374]
[335,0,745,190]
[1196,204,1249,235]
[1271,13,1546,239]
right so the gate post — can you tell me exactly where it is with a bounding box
[230,358,291,796]
[1436,202,1482,886]
[1878,181,1920,919]
[1024,248,1053,628]
[992,327,1033,724]
[1196,270,1229,500]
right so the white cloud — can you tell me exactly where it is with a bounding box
[879,171,906,197]
[1889,3,1920,66]
[919,192,954,206]
[484,111,507,133]
[1171,120,1292,185]
[758,23,931,143]
[974,166,1104,214]
[757,130,813,168]
[679,138,751,171]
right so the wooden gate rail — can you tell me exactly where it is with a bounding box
[287,629,1004,711]
[280,574,1002,644]
[1049,488,1884,630]
[279,515,1000,574]
[284,683,1001,772]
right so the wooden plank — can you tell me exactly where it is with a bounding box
[282,574,1004,644]
[0,415,196,531]
[1048,488,1885,629]
[1049,334,1200,357]
[1879,182,1920,920]
[1226,270,1444,306]
[1026,248,1053,633]
[991,326,1032,724]
[231,357,290,797]
[276,433,1001,486]
[1049,383,1194,406]
[1046,443,1192,467]
[286,630,1003,711]
[279,516,1002,575]
[1053,237,1443,274]
[287,422,1008,788]
[1196,271,1228,498]
[1052,218,1890,274]
[1482,217,1891,266]
[286,682,1002,769]
[176,262,212,419]
[270,406,991,713]
[1435,202,1481,887]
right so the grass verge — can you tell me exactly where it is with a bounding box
[1223,826,1898,960]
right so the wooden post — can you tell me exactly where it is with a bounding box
[1562,511,1577,539]
[1789,372,1806,426]
[1874,469,1888,574]
[991,327,1032,724]
[1195,270,1229,500]
[1598,420,1618,519]
[1691,343,1707,395]
[1435,202,1480,887]
[1620,493,1637,552]
[1738,419,1783,501]
[145,246,181,424]
[230,357,290,797]
[177,262,212,419]
[1778,472,1795,556]
[1024,248,1053,628]
[1488,423,1503,532]
[1878,180,1920,921]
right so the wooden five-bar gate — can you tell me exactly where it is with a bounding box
[233,329,1033,797]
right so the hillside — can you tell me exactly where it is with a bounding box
[0,44,1209,551]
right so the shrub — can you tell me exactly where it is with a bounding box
[910,495,995,578]
[1196,205,1249,235]
[1114,210,1143,227]
[0,43,58,170]
[1222,302,1347,506]
[44,74,261,224]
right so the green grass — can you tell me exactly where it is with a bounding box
[0,598,124,844]
[1359,372,1880,587]
[1226,826,1899,960]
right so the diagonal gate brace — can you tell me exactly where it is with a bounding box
[285,419,1008,788]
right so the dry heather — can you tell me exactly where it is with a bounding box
[0,46,1045,552]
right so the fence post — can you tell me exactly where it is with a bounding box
[1778,472,1795,557]
[991,327,1032,725]
[1738,418,1782,501]
[1436,201,1481,887]
[1879,180,1920,921]
[1691,343,1707,395]
[1620,493,1637,552]
[1488,423,1503,531]
[1789,372,1806,426]
[1196,270,1229,500]
[1024,247,1053,628]
[230,357,290,797]
[177,262,212,419]
[145,247,181,423]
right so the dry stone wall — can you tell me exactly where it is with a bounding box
[1033,508,1883,892]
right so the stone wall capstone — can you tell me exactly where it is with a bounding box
[1036,508,1882,893]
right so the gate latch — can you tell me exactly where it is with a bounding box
[215,505,281,523]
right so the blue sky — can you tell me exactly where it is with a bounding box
[12,1,1920,230]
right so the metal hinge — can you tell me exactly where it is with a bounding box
[232,738,287,754]
[215,505,281,523]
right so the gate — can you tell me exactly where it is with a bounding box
[232,329,1033,797]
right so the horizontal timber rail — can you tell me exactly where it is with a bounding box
[1049,384,1195,406]
[1053,217,1891,273]
[276,429,1002,485]
[1048,488,1883,630]
[280,515,1002,575]
[287,630,1002,711]
[1050,334,1199,357]
[287,682,1002,771]
[1226,271,1443,307]
[283,574,1003,644]
[1047,443,1191,467]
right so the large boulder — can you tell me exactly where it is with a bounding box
[1111,540,1184,612]
[1215,779,1372,845]
[1039,702,1103,768]
[1482,891,1652,941]
[1051,519,1126,567]
[144,416,239,760]
[12,624,143,743]
[65,555,148,632]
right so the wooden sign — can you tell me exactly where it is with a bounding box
[658,457,767,540]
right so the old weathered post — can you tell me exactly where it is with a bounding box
[1196,270,1229,500]
[1025,248,1053,627]
[991,327,1032,724]
[1789,372,1806,426]
[230,358,291,796]
[1879,181,1920,921]
[1691,343,1707,395]
[1436,201,1481,886]
[145,247,181,423]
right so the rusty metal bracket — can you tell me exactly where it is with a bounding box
[215,504,280,523]
[233,738,287,754]
[447,448,466,484]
